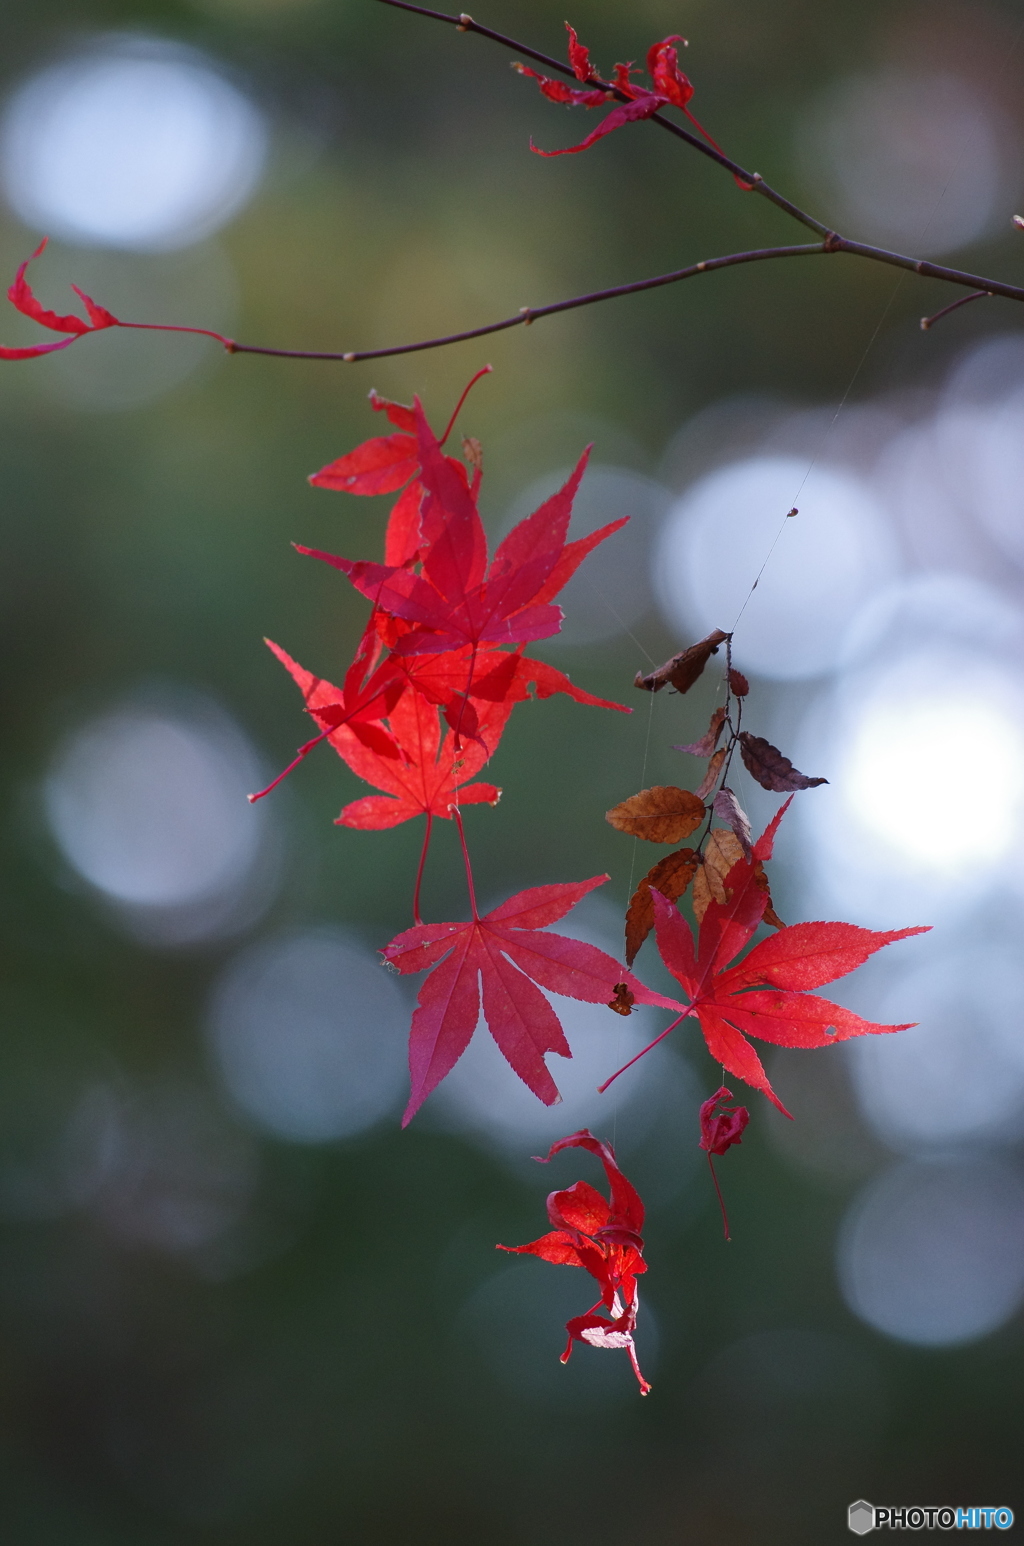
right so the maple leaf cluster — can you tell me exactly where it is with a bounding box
[0,16,937,1392]
[242,372,686,1128]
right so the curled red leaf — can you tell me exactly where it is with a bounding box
[1,238,120,359]
[699,1085,749,1155]
[698,1085,749,1240]
[497,1129,651,1394]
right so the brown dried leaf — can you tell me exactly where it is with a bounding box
[607,982,636,1016]
[695,747,727,800]
[753,861,784,929]
[462,435,483,472]
[738,732,828,793]
[712,786,752,857]
[606,786,706,844]
[692,829,745,923]
[634,629,730,694]
[624,846,700,966]
[728,668,749,697]
[674,705,727,758]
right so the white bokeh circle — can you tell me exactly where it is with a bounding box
[655,456,899,680]
[798,69,1013,256]
[208,930,410,1143]
[837,1156,1024,1346]
[850,947,1024,1153]
[44,696,274,944]
[1,36,267,250]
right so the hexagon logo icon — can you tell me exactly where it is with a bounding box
[848,1500,875,1534]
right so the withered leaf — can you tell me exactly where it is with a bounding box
[634,629,730,694]
[624,846,700,966]
[738,733,828,793]
[692,832,784,930]
[713,786,752,857]
[674,705,727,758]
[728,668,749,697]
[606,786,705,844]
[692,829,744,922]
[607,982,636,1015]
[695,746,727,801]
[753,861,784,929]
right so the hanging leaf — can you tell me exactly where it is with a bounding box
[738,733,827,793]
[712,787,752,857]
[695,747,727,801]
[692,829,745,921]
[728,669,749,697]
[606,786,705,843]
[382,876,679,1123]
[624,846,700,966]
[674,705,727,758]
[496,1129,651,1395]
[753,862,784,930]
[634,629,730,694]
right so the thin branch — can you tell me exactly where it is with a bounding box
[230,243,826,361]
[10,8,1024,370]
[225,238,1024,362]
[920,288,993,331]
[373,0,830,235]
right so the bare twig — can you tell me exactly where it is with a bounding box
[225,237,1024,362]
[374,0,829,235]
[11,6,1024,370]
[920,289,993,331]
[230,244,824,361]
[227,4,1024,361]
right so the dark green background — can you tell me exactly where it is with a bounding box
[0,0,1021,1541]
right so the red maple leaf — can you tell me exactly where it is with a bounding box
[308,391,420,497]
[265,638,628,825]
[600,801,930,1115]
[381,822,680,1125]
[0,237,233,359]
[249,624,406,803]
[388,639,629,744]
[518,25,727,163]
[307,370,492,566]
[265,638,510,828]
[497,1129,652,1395]
[0,238,119,359]
[299,404,625,661]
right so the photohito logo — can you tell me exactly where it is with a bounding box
[848,1502,1015,1533]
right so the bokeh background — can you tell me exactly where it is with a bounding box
[1,0,1023,1540]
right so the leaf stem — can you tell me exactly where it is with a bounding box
[450,804,480,919]
[412,810,433,925]
[597,1009,693,1093]
[707,1152,732,1240]
[438,364,493,443]
[247,726,332,803]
